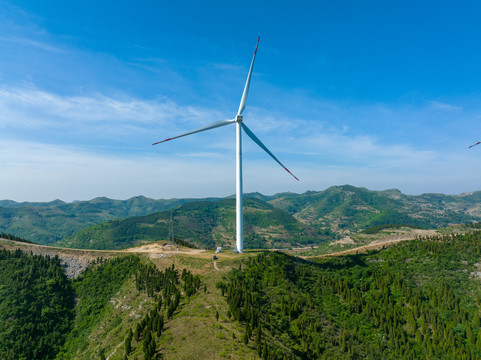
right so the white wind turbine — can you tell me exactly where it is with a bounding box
[153,37,299,253]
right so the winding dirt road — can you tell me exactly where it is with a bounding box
[0,228,438,276]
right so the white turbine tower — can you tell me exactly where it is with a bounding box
[153,37,299,253]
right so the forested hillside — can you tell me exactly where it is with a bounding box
[0,249,75,360]
[0,196,214,245]
[3,229,481,359]
[55,198,332,250]
[56,256,202,360]
[217,231,481,359]
[268,185,481,233]
[0,251,204,360]
[2,186,481,247]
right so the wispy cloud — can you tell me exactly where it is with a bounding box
[0,86,229,144]
[301,131,438,167]
[0,87,181,124]
[0,35,64,53]
[1,84,481,201]
[430,101,462,111]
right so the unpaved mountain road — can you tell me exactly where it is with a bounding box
[312,237,421,258]
[0,238,206,277]
[307,229,438,258]
[0,229,437,277]
[0,238,206,255]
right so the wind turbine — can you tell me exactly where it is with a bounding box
[152,37,299,253]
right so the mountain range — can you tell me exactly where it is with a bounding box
[2,185,481,250]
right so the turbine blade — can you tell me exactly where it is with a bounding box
[237,36,260,116]
[241,123,299,181]
[469,141,481,149]
[153,119,235,145]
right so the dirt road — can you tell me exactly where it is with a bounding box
[0,238,206,277]
[306,229,437,258]
[0,228,438,276]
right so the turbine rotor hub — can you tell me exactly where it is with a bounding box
[235,115,243,123]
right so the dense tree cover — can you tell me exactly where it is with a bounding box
[362,209,475,230]
[0,196,200,245]
[172,237,198,249]
[461,223,481,230]
[0,249,75,360]
[0,251,202,360]
[219,232,481,359]
[58,198,330,251]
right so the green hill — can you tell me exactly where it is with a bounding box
[55,198,332,250]
[0,196,218,245]
[268,185,481,233]
[0,249,74,360]
[2,185,481,247]
[218,231,481,359]
[3,228,481,359]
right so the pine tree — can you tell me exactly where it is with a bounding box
[262,342,269,360]
[476,331,481,351]
[134,323,141,342]
[99,349,106,360]
[125,335,132,355]
[157,315,164,336]
[255,327,262,348]
[474,313,481,328]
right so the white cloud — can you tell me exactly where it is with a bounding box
[430,101,462,111]
[0,86,232,148]
[0,87,185,125]
[1,85,481,202]
[301,131,438,168]
[0,35,64,53]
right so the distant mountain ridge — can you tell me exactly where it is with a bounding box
[0,199,66,208]
[269,185,481,232]
[1,185,481,247]
[54,198,331,250]
[0,195,221,245]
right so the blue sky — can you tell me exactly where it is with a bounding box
[1,1,481,202]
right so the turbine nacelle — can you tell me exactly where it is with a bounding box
[235,115,243,123]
